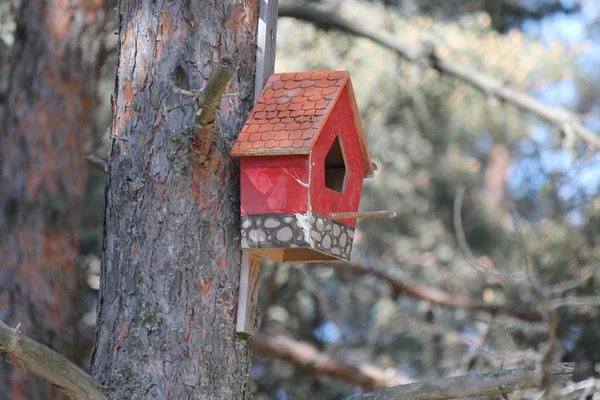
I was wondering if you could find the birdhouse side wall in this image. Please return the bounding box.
[309,86,366,227]
[240,155,310,215]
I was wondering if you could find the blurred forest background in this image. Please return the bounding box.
[1,0,599,399]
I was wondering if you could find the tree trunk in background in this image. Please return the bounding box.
[0,1,107,399]
[90,2,259,398]
[484,144,510,209]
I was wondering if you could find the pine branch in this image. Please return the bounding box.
[279,5,600,149]
[0,319,107,400]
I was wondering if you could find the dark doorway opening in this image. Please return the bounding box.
[324,135,347,193]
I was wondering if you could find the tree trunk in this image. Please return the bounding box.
[90,2,260,398]
[0,1,107,399]
[484,144,509,209]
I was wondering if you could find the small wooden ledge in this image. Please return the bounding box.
[330,210,397,220]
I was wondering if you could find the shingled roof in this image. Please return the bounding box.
[230,71,374,177]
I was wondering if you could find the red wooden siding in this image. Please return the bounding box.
[240,155,310,215]
[309,87,366,227]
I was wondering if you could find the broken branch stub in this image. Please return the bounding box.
[193,56,237,161]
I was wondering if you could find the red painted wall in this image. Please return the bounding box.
[309,87,366,227]
[240,155,310,215]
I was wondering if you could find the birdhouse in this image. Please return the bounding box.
[230,71,380,263]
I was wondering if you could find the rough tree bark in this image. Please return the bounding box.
[90,2,260,398]
[0,1,107,399]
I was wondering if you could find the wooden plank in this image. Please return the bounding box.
[235,252,263,337]
[254,0,279,102]
[330,210,397,220]
[236,0,278,337]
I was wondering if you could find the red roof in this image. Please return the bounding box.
[231,71,374,177]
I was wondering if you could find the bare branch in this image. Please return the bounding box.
[0,319,107,400]
[347,363,574,400]
[509,205,598,297]
[173,87,200,98]
[252,332,411,390]
[539,304,562,399]
[315,263,595,323]
[548,296,600,310]
[561,377,600,398]
[509,206,545,294]
[453,186,506,280]
[318,262,547,322]
[279,5,600,149]
[500,0,580,21]
[539,263,600,297]
[253,332,573,398]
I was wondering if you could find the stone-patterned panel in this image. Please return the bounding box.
[241,212,354,261]
[308,213,353,260]
[241,214,310,250]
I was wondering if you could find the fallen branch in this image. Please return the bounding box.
[0,319,107,400]
[279,5,600,149]
[347,362,574,400]
[252,332,411,390]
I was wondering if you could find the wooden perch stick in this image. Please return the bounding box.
[331,210,397,220]
[347,363,574,400]
[0,319,107,400]
[279,5,600,149]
